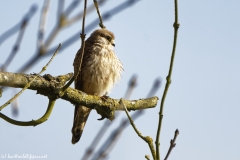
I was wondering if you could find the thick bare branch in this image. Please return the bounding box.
[0,72,158,120]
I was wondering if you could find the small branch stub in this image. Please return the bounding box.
[173,22,180,28]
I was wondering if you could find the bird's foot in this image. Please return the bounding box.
[100,95,109,101]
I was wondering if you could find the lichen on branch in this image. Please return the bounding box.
[0,71,158,121]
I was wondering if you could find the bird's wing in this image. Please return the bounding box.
[71,45,92,144]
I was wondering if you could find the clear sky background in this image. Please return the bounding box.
[1,0,240,160]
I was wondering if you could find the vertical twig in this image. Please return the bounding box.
[67,0,106,26]
[60,0,88,92]
[155,0,180,160]
[93,0,105,29]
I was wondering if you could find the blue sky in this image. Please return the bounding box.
[1,0,240,160]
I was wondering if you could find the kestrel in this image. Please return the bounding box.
[72,29,123,144]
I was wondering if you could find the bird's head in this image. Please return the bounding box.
[90,29,115,48]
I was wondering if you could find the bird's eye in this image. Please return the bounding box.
[106,35,111,41]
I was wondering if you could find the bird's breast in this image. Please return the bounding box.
[82,46,123,96]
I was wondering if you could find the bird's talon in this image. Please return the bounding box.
[97,116,105,121]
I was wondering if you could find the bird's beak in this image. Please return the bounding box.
[112,40,115,47]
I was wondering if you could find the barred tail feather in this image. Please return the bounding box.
[71,105,91,144]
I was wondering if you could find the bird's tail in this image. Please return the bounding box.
[71,105,91,144]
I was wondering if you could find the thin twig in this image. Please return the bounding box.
[147,78,162,98]
[48,0,140,57]
[57,0,65,19]
[0,4,37,46]
[66,0,106,26]
[43,26,60,50]
[60,0,88,93]
[124,74,138,99]
[145,155,151,160]
[43,1,65,49]
[164,129,179,160]
[2,22,26,70]
[64,0,82,17]
[94,0,105,29]
[91,110,145,160]
[0,98,56,126]
[17,0,140,73]
[155,0,179,160]
[11,89,19,117]
[95,76,161,160]
[121,99,156,160]
[0,43,61,111]
[1,5,38,70]
[37,0,50,49]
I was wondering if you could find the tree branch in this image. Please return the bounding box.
[121,99,156,160]
[0,71,158,121]
[155,0,180,159]
[0,43,61,111]
[0,98,56,126]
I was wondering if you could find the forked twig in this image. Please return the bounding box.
[164,129,179,160]
[155,0,180,159]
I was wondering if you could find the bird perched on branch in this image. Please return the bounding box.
[72,29,123,144]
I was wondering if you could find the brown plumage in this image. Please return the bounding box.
[72,29,123,144]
